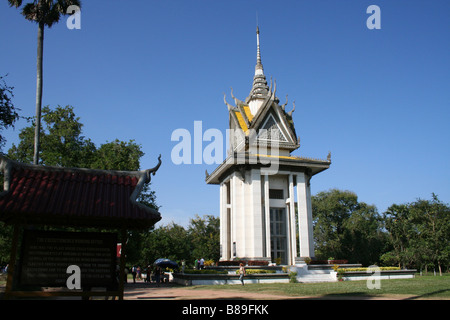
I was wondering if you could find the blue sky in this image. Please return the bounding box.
[1,0,449,226]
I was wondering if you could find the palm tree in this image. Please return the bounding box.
[8,0,81,164]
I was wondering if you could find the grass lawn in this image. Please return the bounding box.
[191,274,450,299]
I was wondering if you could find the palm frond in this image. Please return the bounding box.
[10,0,82,26]
[21,2,39,22]
[55,0,82,14]
[8,0,23,8]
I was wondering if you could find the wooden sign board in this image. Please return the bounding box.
[19,230,118,289]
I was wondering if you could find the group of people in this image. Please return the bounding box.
[130,265,165,286]
[128,259,247,286]
[194,258,205,270]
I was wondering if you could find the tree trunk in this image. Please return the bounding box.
[34,22,44,165]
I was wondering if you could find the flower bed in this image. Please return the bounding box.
[234,269,276,275]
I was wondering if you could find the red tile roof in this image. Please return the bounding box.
[0,156,162,229]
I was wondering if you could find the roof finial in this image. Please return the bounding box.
[256,24,262,66]
[248,23,269,101]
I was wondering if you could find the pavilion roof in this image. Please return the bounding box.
[0,155,162,229]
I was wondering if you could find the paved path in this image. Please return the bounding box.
[124,282,292,300]
[122,281,415,300]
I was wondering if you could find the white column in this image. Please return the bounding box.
[264,174,271,259]
[231,173,237,258]
[240,172,246,257]
[305,176,314,258]
[250,169,263,258]
[296,172,314,258]
[289,174,297,265]
[220,182,229,261]
[219,183,224,260]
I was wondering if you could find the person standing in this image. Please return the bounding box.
[239,263,246,285]
[137,266,141,281]
[131,265,137,283]
[181,260,186,273]
[155,266,161,287]
[199,258,205,270]
[146,265,151,283]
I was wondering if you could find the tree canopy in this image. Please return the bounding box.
[312,189,449,273]
[382,194,449,274]
[0,75,20,151]
[312,189,387,266]
[136,215,220,267]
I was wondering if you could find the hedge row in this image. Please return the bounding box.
[339,267,400,272]
[218,260,269,266]
[182,269,227,275]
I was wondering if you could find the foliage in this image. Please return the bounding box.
[90,139,143,171]
[381,194,450,274]
[188,214,220,262]
[312,189,388,266]
[140,222,191,266]
[204,259,215,266]
[218,260,269,266]
[136,215,220,267]
[8,0,81,27]
[8,105,94,167]
[235,269,276,275]
[183,269,227,275]
[289,271,297,283]
[340,267,401,272]
[0,75,20,151]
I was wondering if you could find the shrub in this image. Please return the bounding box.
[289,272,298,283]
[183,269,227,275]
[204,260,215,266]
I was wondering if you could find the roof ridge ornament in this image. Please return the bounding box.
[281,95,288,111]
[230,87,245,106]
[223,93,234,111]
[144,154,162,184]
[288,100,296,117]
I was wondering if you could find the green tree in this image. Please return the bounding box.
[341,202,388,265]
[188,214,220,262]
[8,105,96,168]
[312,189,359,259]
[0,75,21,151]
[312,189,387,265]
[382,194,450,273]
[91,139,143,171]
[381,204,412,268]
[137,215,220,268]
[140,223,191,267]
[8,0,81,164]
